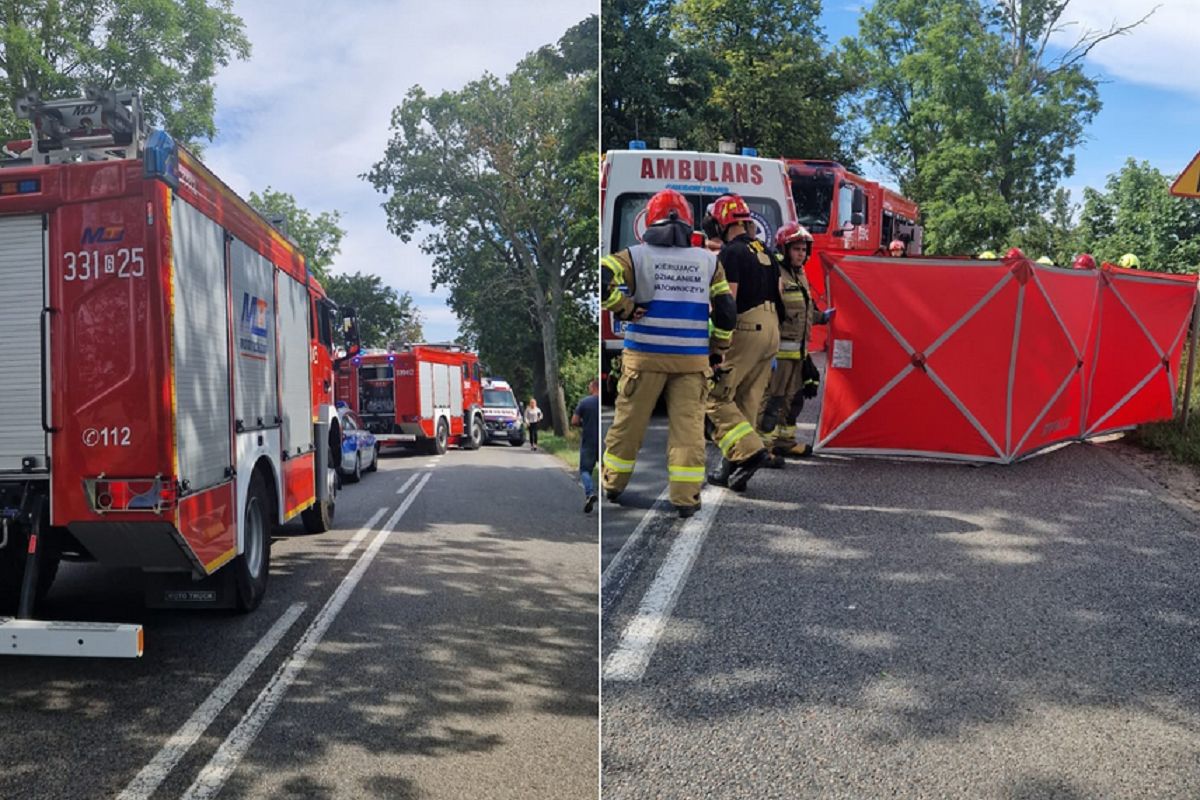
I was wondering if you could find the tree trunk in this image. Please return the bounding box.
[537,307,568,436]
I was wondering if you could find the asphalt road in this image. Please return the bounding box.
[0,441,597,800]
[602,361,1200,798]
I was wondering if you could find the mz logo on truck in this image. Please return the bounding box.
[238,293,270,357]
[81,225,125,244]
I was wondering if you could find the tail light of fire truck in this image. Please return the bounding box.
[85,477,177,515]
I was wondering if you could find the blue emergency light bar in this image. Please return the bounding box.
[0,179,39,195]
[143,129,179,189]
[741,147,758,157]
[628,140,647,150]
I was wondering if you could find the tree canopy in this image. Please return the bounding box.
[1077,159,1200,274]
[842,0,1151,254]
[602,0,857,160]
[322,271,424,348]
[0,0,250,144]
[247,187,344,283]
[366,17,598,434]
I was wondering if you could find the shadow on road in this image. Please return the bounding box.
[606,443,1200,795]
[0,460,598,799]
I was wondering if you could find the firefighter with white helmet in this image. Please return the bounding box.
[704,193,780,491]
[600,189,737,518]
[758,222,831,461]
[888,239,906,257]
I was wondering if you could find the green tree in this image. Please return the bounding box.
[0,0,250,143]
[1077,159,1200,273]
[366,18,598,435]
[601,0,682,149]
[247,187,344,282]
[671,0,858,160]
[1009,187,1080,266]
[843,0,1151,254]
[323,271,424,348]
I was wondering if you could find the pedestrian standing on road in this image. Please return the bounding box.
[525,398,543,451]
[705,194,780,492]
[572,379,600,513]
[601,189,737,518]
[757,223,832,464]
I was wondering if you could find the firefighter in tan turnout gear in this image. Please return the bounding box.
[601,189,737,518]
[704,194,780,492]
[758,222,831,462]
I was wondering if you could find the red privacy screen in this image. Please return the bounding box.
[815,253,1197,463]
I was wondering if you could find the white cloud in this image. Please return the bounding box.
[1049,0,1200,97]
[208,0,595,340]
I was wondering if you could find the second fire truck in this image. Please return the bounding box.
[335,344,486,455]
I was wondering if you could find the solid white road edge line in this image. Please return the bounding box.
[395,472,420,495]
[180,472,433,800]
[601,486,671,591]
[115,601,308,800]
[603,484,727,682]
[335,507,389,560]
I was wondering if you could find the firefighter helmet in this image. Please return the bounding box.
[1118,253,1141,268]
[978,250,998,259]
[775,221,813,250]
[645,189,693,228]
[1072,253,1097,270]
[888,239,905,254]
[1005,247,1025,259]
[1036,256,1054,265]
[711,194,753,229]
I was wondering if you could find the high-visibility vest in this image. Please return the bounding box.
[623,243,717,358]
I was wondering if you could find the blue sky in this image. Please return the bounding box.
[207,0,595,343]
[820,0,1200,203]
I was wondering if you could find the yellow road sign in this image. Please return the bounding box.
[1170,150,1200,198]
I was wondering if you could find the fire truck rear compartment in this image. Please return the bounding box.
[0,215,48,477]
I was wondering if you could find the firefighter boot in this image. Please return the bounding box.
[774,441,813,459]
[707,457,732,488]
[728,448,769,492]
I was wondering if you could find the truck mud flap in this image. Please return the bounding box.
[144,569,238,610]
[0,618,143,658]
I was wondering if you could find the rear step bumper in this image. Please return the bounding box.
[0,617,143,658]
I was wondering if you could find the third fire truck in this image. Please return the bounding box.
[786,159,923,350]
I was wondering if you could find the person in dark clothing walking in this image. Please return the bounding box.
[572,379,600,513]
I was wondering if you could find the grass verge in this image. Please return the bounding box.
[535,429,599,489]
[1129,348,1200,464]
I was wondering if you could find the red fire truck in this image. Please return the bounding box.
[786,159,922,349]
[335,344,485,455]
[0,90,357,657]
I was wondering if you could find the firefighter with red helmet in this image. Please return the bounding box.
[1072,253,1097,270]
[757,222,830,461]
[600,189,737,518]
[704,193,780,491]
[888,239,906,257]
